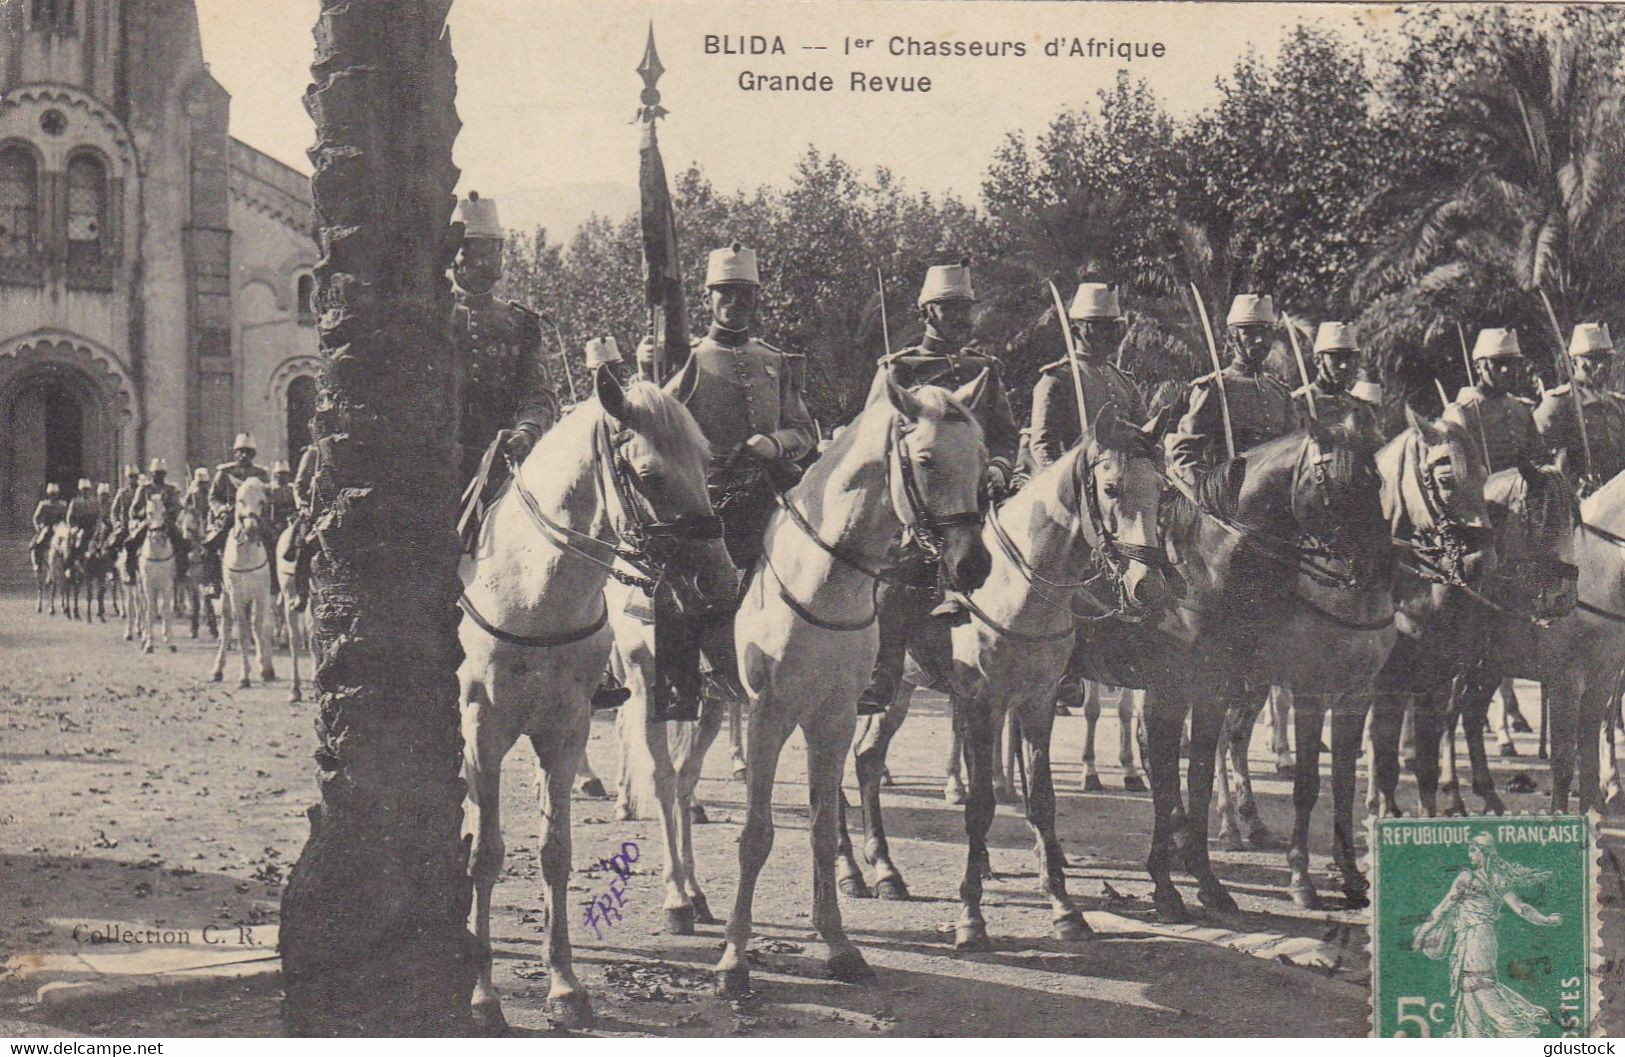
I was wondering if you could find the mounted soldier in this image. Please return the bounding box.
[183,467,211,536]
[1167,293,1297,508]
[1030,282,1146,468]
[639,242,817,721]
[269,460,297,538]
[133,459,186,577]
[1292,321,1382,440]
[207,434,271,597]
[65,478,100,566]
[283,444,322,612]
[855,260,1017,716]
[452,192,558,498]
[30,481,66,568]
[1535,323,1625,493]
[1444,328,1544,475]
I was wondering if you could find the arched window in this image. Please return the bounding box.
[66,153,105,266]
[296,274,315,325]
[0,147,38,257]
[31,0,74,31]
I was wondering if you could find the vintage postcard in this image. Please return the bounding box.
[1,0,1622,1043]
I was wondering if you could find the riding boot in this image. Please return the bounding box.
[857,582,928,716]
[204,545,223,600]
[591,672,632,712]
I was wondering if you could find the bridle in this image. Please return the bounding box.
[759,414,983,631]
[461,414,724,648]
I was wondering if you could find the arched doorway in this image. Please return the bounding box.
[3,376,91,526]
[285,374,317,467]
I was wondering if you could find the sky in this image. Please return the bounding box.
[195,0,1383,234]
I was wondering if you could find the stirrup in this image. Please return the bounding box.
[591,686,631,712]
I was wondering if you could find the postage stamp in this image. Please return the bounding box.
[1371,815,1597,1038]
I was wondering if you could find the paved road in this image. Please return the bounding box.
[0,564,1618,1037]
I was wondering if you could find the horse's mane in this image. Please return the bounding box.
[548,381,711,467]
[236,476,268,505]
[1486,464,1575,552]
[800,381,982,498]
[1377,418,1477,537]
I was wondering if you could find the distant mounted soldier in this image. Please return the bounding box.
[1029,281,1146,468]
[132,459,186,577]
[269,459,297,537]
[65,478,100,565]
[1292,322,1382,440]
[452,191,557,491]
[1167,293,1297,504]
[206,434,271,597]
[30,481,65,568]
[1535,323,1625,491]
[1444,328,1543,474]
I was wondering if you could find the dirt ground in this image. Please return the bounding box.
[1,548,1620,1038]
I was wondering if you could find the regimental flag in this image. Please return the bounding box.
[637,25,688,385]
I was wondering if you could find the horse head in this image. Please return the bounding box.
[1380,408,1496,586]
[595,364,738,615]
[1295,407,1390,584]
[882,372,992,594]
[1080,404,1175,614]
[234,477,269,543]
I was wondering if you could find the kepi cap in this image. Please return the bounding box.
[457,191,503,240]
[45,482,59,496]
[1226,294,1276,327]
[233,433,257,452]
[96,482,110,495]
[194,467,210,482]
[77,477,91,490]
[1471,328,1523,360]
[585,336,622,368]
[1570,323,1615,357]
[706,243,759,287]
[148,458,167,473]
[1313,321,1358,355]
[124,464,138,477]
[1068,282,1122,321]
[917,259,976,307]
[272,460,291,475]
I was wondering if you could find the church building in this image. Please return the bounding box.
[0,0,318,526]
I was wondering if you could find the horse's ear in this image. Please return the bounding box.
[1089,400,1120,445]
[885,370,924,421]
[595,364,628,425]
[1405,403,1439,441]
[950,368,990,416]
[1140,403,1176,447]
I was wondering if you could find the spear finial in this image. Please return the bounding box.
[637,23,668,121]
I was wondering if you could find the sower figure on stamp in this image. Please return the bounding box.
[854,260,1018,717]
[452,191,558,545]
[1037,282,1151,785]
[639,241,817,723]
[1166,293,1299,844]
[207,435,270,598]
[1536,323,1625,495]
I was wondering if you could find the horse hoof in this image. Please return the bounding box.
[210,671,222,683]
[1444,801,1468,818]
[1083,774,1105,793]
[546,990,593,1029]
[143,644,153,654]
[288,689,303,704]
[826,948,874,983]
[875,877,910,901]
[1197,883,1239,913]
[1499,741,1520,758]
[1482,793,1506,816]
[664,906,696,935]
[238,678,252,689]
[1051,912,1091,941]
[122,632,131,641]
[690,802,709,824]
[1153,888,1191,923]
[576,777,608,799]
[880,767,895,788]
[168,644,176,653]
[1342,885,1371,911]
[731,758,748,782]
[470,999,508,1036]
[614,799,636,822]
[953,924,992,952]
[838,875,873,900]
[1274,761,1295,778]
[691,893,718,925]
[1289,883,1323,911]
[715,965,750,999]
[1246,825,1271,849]
[1122,774,1146,792]
[993,784,1018,805]
[944,777,967,805]
[262,672,278,683]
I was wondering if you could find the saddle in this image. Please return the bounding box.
[458,433,513,556]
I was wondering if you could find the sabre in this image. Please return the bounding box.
[1456,322,1492,467]
[875,267,892,360]
[1190,283,1235,460]
[540,312,580,404]
[1283,313,1317,420]
[1455,323,1474,388]
[1047,280,1090,435]
[1540,287,1593,481]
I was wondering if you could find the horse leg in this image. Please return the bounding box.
[141,576,155,653]
[286,602,304,703]
[237,597,257,687]
[1186,683,1236,912]
[462,680,515,1033]
[530,729,593,1027]
[1140,684,1190,921]
[1549,677,1581,813]
[942,685,967,804]
[159,577,174,652]
[626,656,695,935]
[674,684,728,924]
[857,685,913,900]
[1459,671,1504,815]
[804,706,870,984]
[994,706,1019,803]
[573,748,606,798]
[728,690,747,781]
[1119,687,1145,791]
[257,595,277,681]
[210,592,229,682]
[715,701,797,998]
[836,715,877,899]
[1330,696,1370,907]
[1412,688,1446,817]
[1286,695,1326,909]
[1368,692,1407,817]
[956,695,998,950]
[1021,702,1088,939]
[1229,686,1271,846]
[1081,685,1104,791]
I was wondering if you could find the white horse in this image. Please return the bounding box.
[211,477,275,687]
[460,367,735,1031]
[715,375,990,997]
[45,523,74,618]
[136,495,178,653]
[275,521,313,703]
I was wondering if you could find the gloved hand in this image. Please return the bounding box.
[636,336,658,378]
[740,434,781,461]
[501,425,539,465]
[982,463,1009,501]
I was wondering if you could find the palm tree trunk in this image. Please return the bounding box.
[279,0,473,1035]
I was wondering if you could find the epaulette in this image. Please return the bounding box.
[1191,370,1219,387]
[1038,358,1068,375]
[756,338,791,358]
[506,300,540,324]
[214,462,236,473]
[1545,383,1572,399]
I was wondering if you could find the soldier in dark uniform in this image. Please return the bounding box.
[207,434,271,596]
[1167,293,1298,505]
[65,478,100,566]
[1536,323,1625,491]
[1292,321,1382,440]
[283,444,322,612]
[30,481,66,570]
[452,192,558,491]
[855,260,1018,716]
[1030,282,1146,468]
[105,465,141,582]
[1443,328,1543,475]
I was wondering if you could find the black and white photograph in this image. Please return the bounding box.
[0,0,1621,1040]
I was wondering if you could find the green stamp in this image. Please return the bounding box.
[1372,815,1595,1038]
